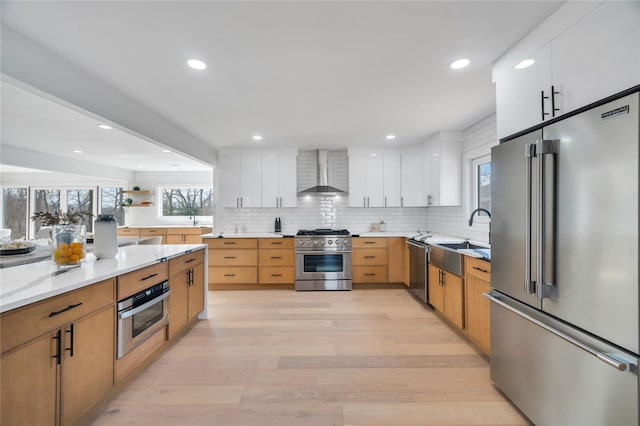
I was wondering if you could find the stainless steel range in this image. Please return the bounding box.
[295,229,352,291]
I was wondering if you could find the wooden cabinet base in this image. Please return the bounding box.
[115,328,165,383]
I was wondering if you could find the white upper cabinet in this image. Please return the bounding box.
[261,155,297,208]
[348,154,384,207]
[494,1,640,139]
[219,154,262,208]
[400,149,425,207]
[424,132,462,207]
[383,155,402,207]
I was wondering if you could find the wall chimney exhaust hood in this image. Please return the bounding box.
[298,149,347,194]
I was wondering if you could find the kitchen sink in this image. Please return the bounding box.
[437,242,487,251]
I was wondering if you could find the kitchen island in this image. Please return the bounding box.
[0,244,207,426]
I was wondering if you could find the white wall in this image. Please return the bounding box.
[425,113,498,243]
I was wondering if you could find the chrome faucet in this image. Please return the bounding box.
[189,215,198,226]
[468,208,491,243]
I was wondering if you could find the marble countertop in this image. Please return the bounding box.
[118,225,212,229]
[0,244,206,313]
[202,232,289,239]
[357,232,422,238]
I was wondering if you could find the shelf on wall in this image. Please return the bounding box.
[122,203,153,207]
[122,190,153,194]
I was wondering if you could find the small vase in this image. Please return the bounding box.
[52,224,86,268]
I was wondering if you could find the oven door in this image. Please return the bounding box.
[295,251,352,281]
[117,283,171,359]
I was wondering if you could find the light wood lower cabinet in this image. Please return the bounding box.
[208,238,258,287]
[1,279,115,426]
[168,251,206,339]
[117,227,212,244]
[258,238,294,284]
[465,257,491,355]
[387,237,405,283]
[353,238,388,283]
[428,264,464,329]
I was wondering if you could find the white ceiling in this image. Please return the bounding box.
[0,1,563,171]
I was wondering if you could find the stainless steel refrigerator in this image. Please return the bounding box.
[488,88,639,425]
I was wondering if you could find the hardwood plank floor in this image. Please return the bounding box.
[92,289,528,426]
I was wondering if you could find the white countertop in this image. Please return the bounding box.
[118,225,212,229]
[358,232,422,238]
[202,232,286,239]
[0,244,206,313]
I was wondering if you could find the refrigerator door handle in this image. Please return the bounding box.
[524,143,536,294]
[536,139,555,299]
[484,292,635,372]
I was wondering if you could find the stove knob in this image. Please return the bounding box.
[313,240,319,246]
[328,239,333,245]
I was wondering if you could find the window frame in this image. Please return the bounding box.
[156,185,214,224]
[29,185,99,238]
[471,154,491,223]
[1,186,30,240]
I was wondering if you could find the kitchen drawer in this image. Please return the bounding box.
[207,238,257,249]
[209,249,257,266]
[169,250,205,275]
[353,266,388,283]
[139,228,167,237]
[1,279,115,353]
[259,249,294,266]
[117,228,140,236]
[465,257,491,282]
[258,238,294,249]
[209,266,257,284]
[259,266,294,284]
[352,237,388,248]
[353,248,388,266]
[117,262,168,300]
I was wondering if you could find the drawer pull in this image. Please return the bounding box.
[141,273,158,281]
[364,256,375,259]
[52,329,62,365]
[364,273,376,276]
[473,266,489,273]
[224,256,236,259]
[224,242,236,245]
[271,274,283,277]
[271,242,283,245]
[186,258,197,263]
[271,256,282,259]
[224,274,236,277]
[49,302,83,318]
[364,241,376,245]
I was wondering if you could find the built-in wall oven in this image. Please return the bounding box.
[407,238,429,303]
[295,229,352,291]
[117,280,171,358]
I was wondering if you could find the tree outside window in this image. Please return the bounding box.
[162,188,213,217]
[2,188,28,239]
[100,187,124,225]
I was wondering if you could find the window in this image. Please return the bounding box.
[66,188,94,232]
[31,187,98,237]
[100,187,125,225]
[472,155,491,213]
[160,187,213,217]
[1,187,28,239]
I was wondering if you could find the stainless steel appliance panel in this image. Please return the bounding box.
[542,93,639,354]
[407,240,427,302]
[428,245,463,276]
[294,279,352,291]
[491,129,543,309]
[489,291,638,426]
[294,251,352,282]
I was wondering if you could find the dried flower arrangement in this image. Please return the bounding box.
[31,211,93,226]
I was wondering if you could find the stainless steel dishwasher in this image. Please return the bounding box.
[407,238,428,303]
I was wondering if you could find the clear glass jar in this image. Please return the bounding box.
[52,224,86,268]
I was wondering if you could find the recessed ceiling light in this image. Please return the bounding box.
[450,58,470,70]
[370,153,378,157]
[73,150,83,154]
[97,124,112,130]
[386,134,396,140]
[162,149,172,153]
[170,164,180,167]
[137,165,144,168]
[252,135,263,141]
[515,59,535,70]
[187,59,207,70]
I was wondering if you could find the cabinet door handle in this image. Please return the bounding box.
[473,266,489,273]
[186,269,192,286]
[141,273,158,281]
[442,271,446,285]
[384,196,387,207]
[224,256,236,259]
[541,90,550,120]
[65,324,75,357]
[49,302,83,318]
[401,196,404,207]
[551,85,560,117]
[236,197,239,208]
[52,329,62,365]
[186,258,197,263]
[240,197,244,208]
[224,274,236,277]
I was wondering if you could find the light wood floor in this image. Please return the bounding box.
[92,288,528,426]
